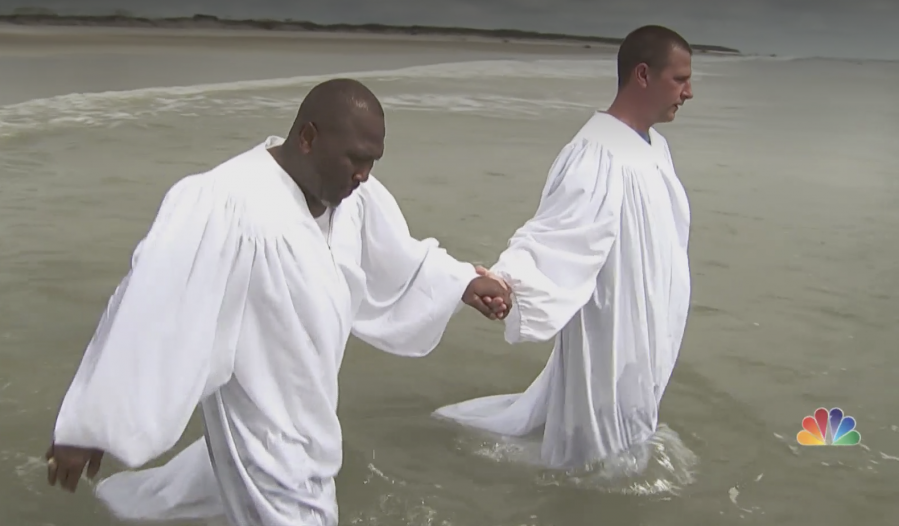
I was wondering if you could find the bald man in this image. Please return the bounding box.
[44,79,510,526]
[435,26,694,470]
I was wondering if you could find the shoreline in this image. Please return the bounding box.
[0,13,741,55]
[0,21,609,107]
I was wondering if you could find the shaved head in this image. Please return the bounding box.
[277,78,386,211]
[293,78,384,135]
[617,25,692,88]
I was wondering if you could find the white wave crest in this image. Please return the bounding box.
[0,58,606,108]
[381,93,594,115]
[0,54,745,137]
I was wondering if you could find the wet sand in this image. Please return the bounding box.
[0,25,605,106]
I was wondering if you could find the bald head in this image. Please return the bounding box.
[283,78,386,208]
[293,78,384,134]
[617,25,692,88]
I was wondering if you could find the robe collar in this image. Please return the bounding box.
[254,136,318,222]
[596,113,691,248]
[591,112,668,162]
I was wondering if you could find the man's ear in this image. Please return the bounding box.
[634,63,651,88]
[298,122,317,153]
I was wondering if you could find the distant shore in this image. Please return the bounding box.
[0,12,741,55]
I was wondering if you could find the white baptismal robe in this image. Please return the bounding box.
[433,112,692,469]
[51,136,477,525]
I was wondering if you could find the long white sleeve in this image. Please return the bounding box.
[53,174,252,468]
[350,176,476,357]
[492,138,625,343]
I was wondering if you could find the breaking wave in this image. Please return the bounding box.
[0,59,611,136]
[0,54,741,137]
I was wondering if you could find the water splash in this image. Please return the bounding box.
[455,423,699,496]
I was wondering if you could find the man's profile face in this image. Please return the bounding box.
[650,46,694,123]
[305,112,385,206]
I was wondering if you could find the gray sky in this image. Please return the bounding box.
[2,0,896,60]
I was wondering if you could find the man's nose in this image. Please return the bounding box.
[354,169,370,184]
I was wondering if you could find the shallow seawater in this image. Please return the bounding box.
[1,54,898,526]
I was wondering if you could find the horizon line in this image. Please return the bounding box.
[0,11,743,54]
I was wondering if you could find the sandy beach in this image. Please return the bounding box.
[0,12,740,51]
[0,24,607,106]
[1,25,898,526]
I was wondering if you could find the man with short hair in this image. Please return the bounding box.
[44,78,510,526]
[434,25,694,469]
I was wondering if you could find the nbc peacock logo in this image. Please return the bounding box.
[797,407,861,446]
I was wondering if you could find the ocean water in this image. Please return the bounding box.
[1,49,898,526]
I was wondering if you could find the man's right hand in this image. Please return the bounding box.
[46,443,104,493]
[461,266,512,320]
[474,265,514,318]
[462,271,511,319]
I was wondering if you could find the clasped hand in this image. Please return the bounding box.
[462,265,512,320]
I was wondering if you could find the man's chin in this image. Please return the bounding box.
[338,187,360,202]
[667,105,683,121]
[656,113,675,125]
[324,194,350,208]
